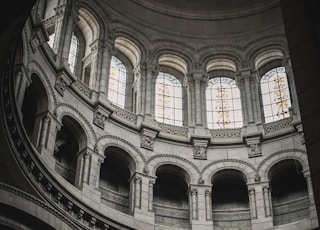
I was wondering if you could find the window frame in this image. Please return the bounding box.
[206,75,243,129]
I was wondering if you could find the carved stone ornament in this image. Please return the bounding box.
[93,111,106,129]
[141,134,154,150]
[93,106,111,129]
[140,127,158,150]
[245,135,262,158]
[55,77,67,96]
[192,139,209,160]
[249,143,261,157]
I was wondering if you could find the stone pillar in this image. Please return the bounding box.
[262,185,272,217]
[186,74,196,127]
[99,38,115,95]
[190,188,198,220]
[249,188,257,219]
[190,66,208,133]
[37,115,50,153]
[190,185,213,230]
[132,174,155,224]
[236,69,255,126]
[283,58,301,121]
[129,174,156,223]
[14,64,30,113]
[148,180,155,211]
[134,176,142,209]
[75,148,92,188]
[133,63,143,117]
[87,39,101,90]
[82,149,104,202]
[140,55,159,121]
[193,72,203,126]
[249,182,273,230]
[81,151,90,185]
[304,170,319,228]
[205,189,212,221]
[52,0,79,67]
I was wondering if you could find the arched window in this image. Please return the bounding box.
[155,72,183,126]
[260,66,291,123]
[206,77,243,129]
[68,33,78,74]
[108,56,127,108]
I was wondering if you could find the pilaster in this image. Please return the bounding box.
[190,185,213,230]
[248,182,273,230]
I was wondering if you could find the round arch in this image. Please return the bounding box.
[201,159,257,184]
[146,154,200,184]
[257,149,308,181]
[96,135,146,173]
[54,103,97,149]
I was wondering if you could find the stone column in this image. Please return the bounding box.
[186,74,196,127]
[237,69,254,125]
[81,149,104,202]
[205,189,212,221]
[140,56,159,121]
[130,174,142,214]
[249,188,257,219]
[190,188,198,220]
[190,185,213,230]
[304,170,319,228]
[248,182,273,230]
[14,64,30,112]
[99,38,115,95]
[87,39,101,90]
[134,176,142,209]
[53,0,79,67]
[38,115,50,153]
[193,72,203,126]
[262,185,272,217]
[132,174,155,224]
[81,151,91,185]
[283,58,301,121]
[148,180,155,211]
[190,67,208,133]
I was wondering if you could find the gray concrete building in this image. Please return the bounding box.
[1,0,320,229]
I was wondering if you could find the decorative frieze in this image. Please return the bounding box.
[72,80,92,99]
[211,128,242,139]
[158,122,188,137]
[212,209,251,221]
[263,117,293,135]
[110,103,137,124]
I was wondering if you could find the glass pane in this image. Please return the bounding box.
[206,77,243,129]
[155,72,183,126]
[107,56,127,108]
[260,67,292,123]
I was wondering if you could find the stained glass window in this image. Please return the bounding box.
[260,66,291,123]
[68,33,78,74]
[206,77,243,129]
[155,72,183,126]
[108,56,127,108]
